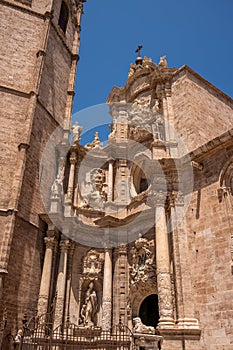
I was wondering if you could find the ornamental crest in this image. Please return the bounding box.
[83,249,103,280]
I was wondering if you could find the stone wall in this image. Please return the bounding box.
[183,147,233,349]
[1,216,44,333]
[171,69,233,153]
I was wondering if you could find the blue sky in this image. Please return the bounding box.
[72,0,233,143]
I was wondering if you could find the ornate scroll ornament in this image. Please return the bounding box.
[129,236,156,287]
[133,317,155,335]
[157,270,173,318]
[83,249,104,280]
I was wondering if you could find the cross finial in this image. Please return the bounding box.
[135,45,143,57]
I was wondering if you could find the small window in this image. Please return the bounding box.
[58,1,69,33]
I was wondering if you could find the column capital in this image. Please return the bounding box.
[117,244,127,255]
[60,239,70,252]
[168,190,184,207]
[69,152,77,165]
[44,236,57,249]
[149,190,167,207]
[68,242,76,256]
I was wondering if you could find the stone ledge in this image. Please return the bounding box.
[158,325,201,339]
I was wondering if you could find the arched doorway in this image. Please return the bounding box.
[139,294,159,328]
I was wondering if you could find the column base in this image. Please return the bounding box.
[177,318,200,329]
[157,317,175,328]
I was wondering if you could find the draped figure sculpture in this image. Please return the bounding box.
[80,282,98,326]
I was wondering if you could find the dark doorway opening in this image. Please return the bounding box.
[139,294,159,328]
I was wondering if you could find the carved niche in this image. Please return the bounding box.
[79,250,104,327]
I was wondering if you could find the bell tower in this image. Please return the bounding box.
[0,0,85,335]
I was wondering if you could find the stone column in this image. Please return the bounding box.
[37,235,57,317]
[107,160,114,201]
[64,242,75,324]
[102,248,112,331]
[53,239,70,329]
[66,152,77,203]
[154,191,174,327]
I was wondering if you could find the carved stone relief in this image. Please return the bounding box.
[80,168,107,210]
[129,236,156,287]
[83,249,104,280]
[133,317,155,335]
[157,270,173,319]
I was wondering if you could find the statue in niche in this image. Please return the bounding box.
[152,115,165,141]
[80,282,98,327]
[129,235,155,285]
[71,121,82,145]
[51,175,63,199]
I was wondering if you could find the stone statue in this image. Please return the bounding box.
[152,115,165,141]
[133,317,155,334]
[14,329,23,346]
[85,131,103,150]
[51,175,63,199]
[71,121,82,145]
[80,282,98,327]
[158,55,168,68]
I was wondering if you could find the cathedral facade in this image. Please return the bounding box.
[0,1,233,350]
